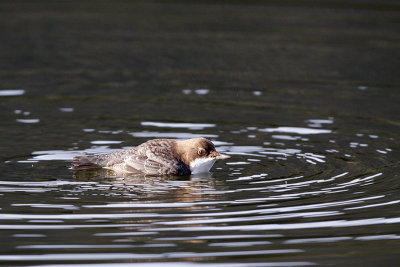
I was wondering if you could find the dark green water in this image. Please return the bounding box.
[1,1,400,266]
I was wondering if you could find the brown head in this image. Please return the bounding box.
[175,138,230,173]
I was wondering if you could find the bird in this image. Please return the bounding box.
[72,138,230,176]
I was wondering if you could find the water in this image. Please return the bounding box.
[1,1,400,266]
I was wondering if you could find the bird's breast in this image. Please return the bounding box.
[189,157,217,174]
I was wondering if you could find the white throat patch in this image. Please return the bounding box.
[189,157,216,174]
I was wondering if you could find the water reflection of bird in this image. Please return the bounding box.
[72,138,230,176]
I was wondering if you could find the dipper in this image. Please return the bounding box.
[72,138,230,175]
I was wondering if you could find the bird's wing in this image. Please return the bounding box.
[123,155,170,175]
[72,148,137,170]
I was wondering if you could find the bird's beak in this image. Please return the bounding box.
[210,151,230,160]
[216,154,230,160]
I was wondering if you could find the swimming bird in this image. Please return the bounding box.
[72,138,230,176]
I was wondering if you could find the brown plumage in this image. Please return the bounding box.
[72,138,230,176]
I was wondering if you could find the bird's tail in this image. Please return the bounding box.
[72,155,102,170]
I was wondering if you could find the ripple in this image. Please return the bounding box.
[16,244,171,249]
[0,223,145,230]
[0,89,25,96]
[259,127,332,135]
[284,237,352,244]
[209,241,272,247]
[94,232,158,237]
[151,217,400,232]
[306,118,334,128]
[226,161,251,165]
[59,107,74,112]
[129,132,218,139]
[90,140,123,145]
[82,200,230,209]
[3,116,400,267]
[0,213,159,220]
[0,250,303,261]
[28,146,119,161]
[355,234,400,241]
[141,121,215,130]
[16,119,40,124]
[194,89,210,95]
[12,204,79,210]
[34,263,314,267]
[0,180,97,186]
[271,135,308,141]
[13,234,46,238]
[182,89,210,95]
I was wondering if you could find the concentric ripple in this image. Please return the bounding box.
[1,117,400,266]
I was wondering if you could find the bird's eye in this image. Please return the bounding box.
[198,148,205,156]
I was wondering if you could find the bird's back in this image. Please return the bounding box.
[72,139,183,175]
[72,147,138,170]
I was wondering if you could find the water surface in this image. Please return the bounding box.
[1,1,400,266]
